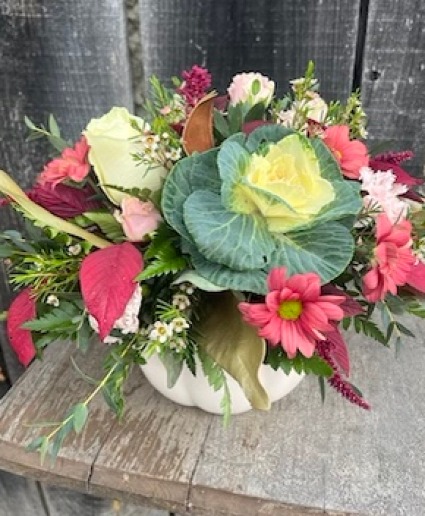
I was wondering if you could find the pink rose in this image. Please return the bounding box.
[118,197,162,242]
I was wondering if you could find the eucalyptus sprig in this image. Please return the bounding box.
[26,335,138,463]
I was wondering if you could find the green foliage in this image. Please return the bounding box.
[9,248,82,300]
[265,347,333,377]
[137,225,188,281]
[24,114,70,153]
[198,347,232,427]
[23,302,93,353]
[80,211,125,241]
[160,350,184,388]
[26,336,137,463]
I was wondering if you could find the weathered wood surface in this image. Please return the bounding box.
[0,317,424,514]
[361,0,425,175]
[138,0,361,100]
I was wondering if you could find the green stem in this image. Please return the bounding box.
[45,338,134,442]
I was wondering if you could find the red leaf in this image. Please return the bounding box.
[28,182,101,219]
[369,158,423,187]
[6,288,36,367]
[327,327,350,377]
[321,285,364,317]
[79,243,143,340]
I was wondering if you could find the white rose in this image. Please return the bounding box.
[227,72,275,107]
[84,107,167,205]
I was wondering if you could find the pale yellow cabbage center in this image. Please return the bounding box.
[236,135,335,232]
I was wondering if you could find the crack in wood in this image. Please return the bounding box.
[184,416,214,513]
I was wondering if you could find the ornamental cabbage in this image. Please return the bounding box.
[162,125,362,294]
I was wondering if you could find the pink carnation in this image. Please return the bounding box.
[38,136,90,186]
[117,197,162,242]
[239,267,345,358]
[363,214,415,302]
[323,125,369,179]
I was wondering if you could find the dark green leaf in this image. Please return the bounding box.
[318,376,326,404]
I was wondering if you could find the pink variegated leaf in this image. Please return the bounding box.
[321,285,363,317]
[327,327,350,377]
[6,288,36,367]
[80,242,143,340]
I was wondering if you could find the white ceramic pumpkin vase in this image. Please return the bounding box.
[141,355,304,415]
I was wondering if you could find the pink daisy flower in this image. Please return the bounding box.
[238,267,345,358]
[363,213,415,302]
[38,136,90,186]
[323,125,369,180]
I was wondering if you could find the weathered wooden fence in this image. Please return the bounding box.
[0,0,424,514]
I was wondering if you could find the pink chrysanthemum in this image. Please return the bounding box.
[38,136,90,186]
[178,65,212,108]
[323,125,369,179]
[363,213,415,302]
[238,267,345,358]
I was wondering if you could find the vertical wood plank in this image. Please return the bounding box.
[0,0,133,377]
[361,0,425,175]
[139,0,361,100]
[0,471,47,515]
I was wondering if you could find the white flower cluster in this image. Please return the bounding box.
[139,126,182,165]
[89,286,142,344]
[148,317,190,352]
[360,167,409,224]
[277,91,328,133]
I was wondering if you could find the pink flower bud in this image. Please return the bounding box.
[118,197,162,242]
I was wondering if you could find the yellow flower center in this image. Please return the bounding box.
[278,300,303,320]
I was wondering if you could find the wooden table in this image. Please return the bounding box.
[0,317,424,516]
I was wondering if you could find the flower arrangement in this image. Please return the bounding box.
[1,61,425,461]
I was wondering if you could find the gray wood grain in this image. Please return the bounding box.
[138,0,361,100]
[0,0,133,379]
[191,315,425,515]
[361,0,425,175]
[0,471,48,515]
[0,317,424,514]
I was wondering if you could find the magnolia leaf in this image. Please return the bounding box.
[0,170,111,249]
[195,292,270,410]
[182,91,217,155]
[6,288,36,366]
[80,243,143,340]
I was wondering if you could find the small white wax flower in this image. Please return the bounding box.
[46,294,60,307]
[149,321,173,344]
[178,282,195,295]
[68,244,82,256]
[169,337,187,352]
[227,72,275,107]
[360,166,409,223]
[170,317,190,334]
[172,294,191,311]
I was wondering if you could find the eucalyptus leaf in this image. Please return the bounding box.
[160,351,184,388]
[72,403,88,434]
[195,291,269,410]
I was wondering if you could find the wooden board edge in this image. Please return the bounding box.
[188,484,339,516]
[89,468,190,513]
